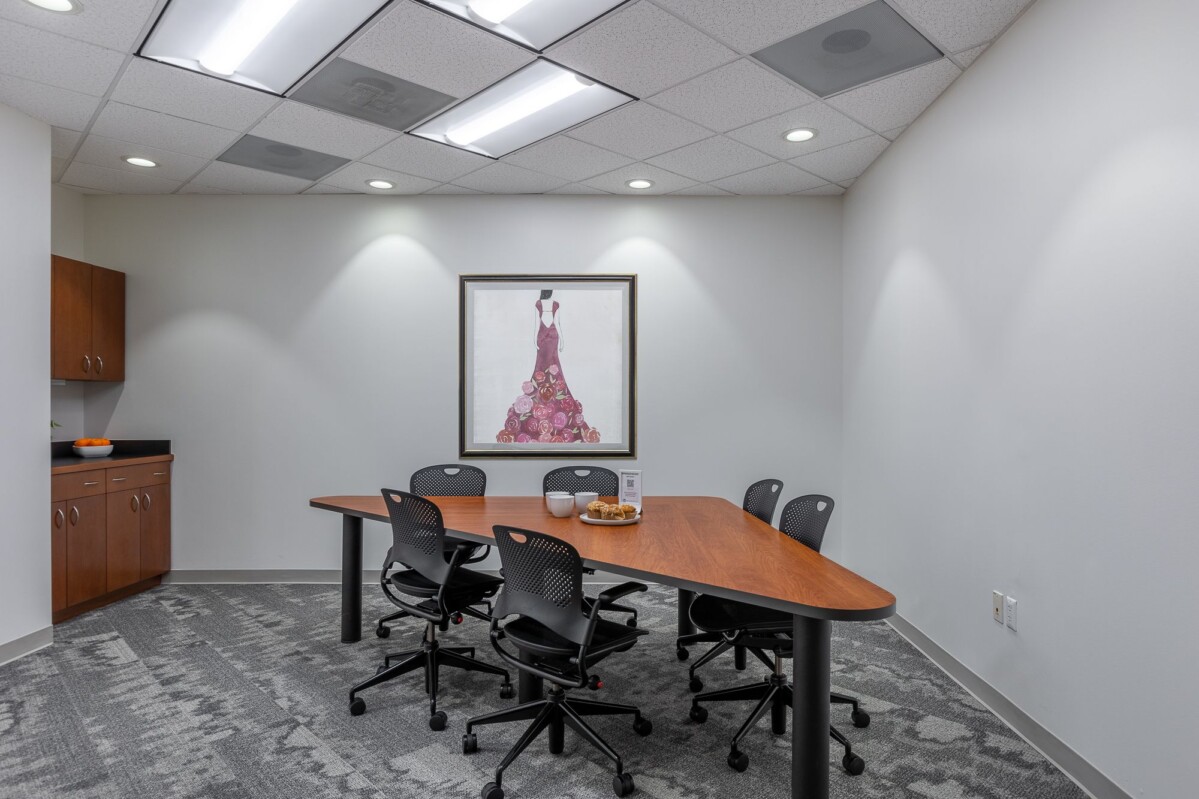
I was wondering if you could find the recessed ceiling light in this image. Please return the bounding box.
[420,0,627,51]
[23,0,82,13]
[412,59,631,159]
[141,0,390,94]
[124,156,158,168]
[784,128,816,143]
[367,179,394,190]
[626,179,653,190]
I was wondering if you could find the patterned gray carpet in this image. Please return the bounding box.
[0,584,1086,799]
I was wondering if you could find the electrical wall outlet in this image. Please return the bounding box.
[992,591,1004,624]
[1004,596,1018,631]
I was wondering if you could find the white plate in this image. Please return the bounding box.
[579,513,640,526]
[73,445,114,457]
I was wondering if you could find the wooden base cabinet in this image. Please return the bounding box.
[51,457,172,623]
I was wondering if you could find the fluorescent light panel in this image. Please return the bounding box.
[141,0,390,94]
[418,0,627,51]
[412,60,631,158]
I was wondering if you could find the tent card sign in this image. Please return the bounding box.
[618,469,642,511]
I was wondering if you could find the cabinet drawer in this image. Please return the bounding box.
[106,462,170,491]
[52,470,106,501]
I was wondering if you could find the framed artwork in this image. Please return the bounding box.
[460,274,637,458]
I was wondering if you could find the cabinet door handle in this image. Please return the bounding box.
[131,495,140,512]
[153,472,167,477]
[70,506,79,526]
[95,355,104,374]
[142,493,151,510]
[111,477,127,482]
[54,509,65,528]
[83,480,100,486]
[82,355,91,373]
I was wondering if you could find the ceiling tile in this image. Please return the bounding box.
[582,163,696,195]
[952,42,989,69]
[61,161,181,194]
[179,184,240,195]
[73,134,209,182]
[503,136,632,182]
[789,134,889,182]
[58,183,111,195]
[825,57,960,132]
[890,0,1030,52]
[0,0,156,52]
[0,18,126,96]
[548,1,735,97]
[567,102,710,160]
[426,184,485,195]
[648,58,814,132]
[881,125,907,140]
[712,162,825,195]
[250,101,397,161]
[91,102,242,159]
[51,127,81,158]
[342,1,532,98]
[51,156,68,180]
[546,183,610,195]
[646,135,774,182]
[651,0,872,54]
[726,101,873,159]
[670,184,734,196]
[185,162,313,195]
[453,163,568,194]
[797,184,846,196]
[362,134,492,182]
[0,73,101,130]
[321,162,439,194]
[111,59,279,131]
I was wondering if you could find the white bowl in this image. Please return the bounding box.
[574,491,599,512]
[73,444,113,458]
[546,494,575,518]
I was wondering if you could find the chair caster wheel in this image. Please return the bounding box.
[689,704,708,723]
[625,617,638,628]
[375,625,390,638]
[727,749,749,772]
[842,753,865,775]
[688,676,703,693]
[349,697,365,716]
[429,711,447,731]
[632,717,652,736]
[612,772,635,797]
[462,733,478,754]
[499,682,515,699]
[482,782,504,799]
[851,709,871,728]
[676,646,689,662]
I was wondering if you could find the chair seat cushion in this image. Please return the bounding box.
[388,567,503,605]
[689,594,792,634]
[502,615,646,660]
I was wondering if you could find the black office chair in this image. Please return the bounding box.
[349,490,514,729]
[376,464,490,639]
[462,526,653,799]
[542,466,639,628]
[676,479,784,684]
[687,495,870,776]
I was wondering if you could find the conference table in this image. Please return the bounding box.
[309,494,895,799]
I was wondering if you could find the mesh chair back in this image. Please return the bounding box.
[778,494,835,553]
[542,466,619,497]
[380,490,452,584]
[492,526,591,646]
[410,464,486,497]
[742,478,784,525]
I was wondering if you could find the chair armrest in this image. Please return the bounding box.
[595,582,648,606]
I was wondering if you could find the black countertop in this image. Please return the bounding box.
[51,439,172,471]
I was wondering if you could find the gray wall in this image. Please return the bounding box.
[82,195,844,572]
[840,0,1199,796]
[0,103,51,652]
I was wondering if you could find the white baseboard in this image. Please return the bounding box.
[886,613,1129,799]
[0,626,53,667]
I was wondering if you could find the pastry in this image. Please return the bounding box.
[587,500,606,517]
[619,504,637,515]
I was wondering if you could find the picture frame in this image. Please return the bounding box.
[459,274,637,458]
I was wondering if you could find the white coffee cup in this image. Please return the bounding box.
[546,492,575,518]
[574,491,599,513]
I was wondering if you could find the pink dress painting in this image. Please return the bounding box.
[497,298,600,445]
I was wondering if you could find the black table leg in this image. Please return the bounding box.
[792,615,830,799]
[677,588,696,636]
[340,514,363,643]
[518,649,543,703]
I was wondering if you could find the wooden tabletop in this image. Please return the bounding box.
[310,495,895,623]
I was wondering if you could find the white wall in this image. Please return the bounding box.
[841,0,1199,796]
[83,195,844,572]
[0,103,51,649]
[51,186,89,442]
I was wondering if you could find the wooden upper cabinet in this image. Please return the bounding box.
[50,256,125,382]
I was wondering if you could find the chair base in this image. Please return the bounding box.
[464,685,651,797]
[349,622,512,726]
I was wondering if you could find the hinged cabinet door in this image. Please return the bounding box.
[106,489,141,592]
[90,266,125,381]
[51,256,93,380]
[51,502,67,613]
[66,495,106,605]
[139,484,171,579]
